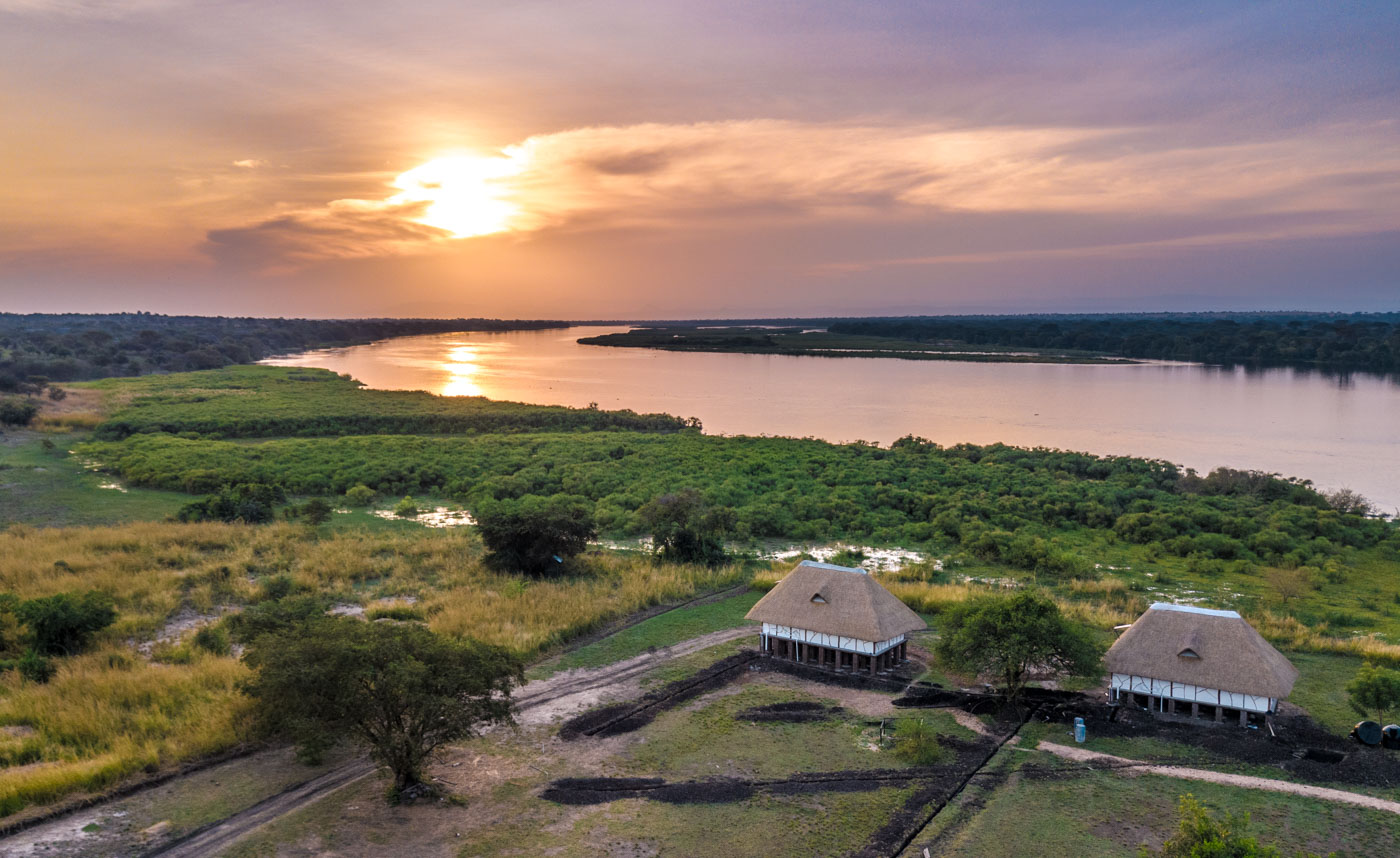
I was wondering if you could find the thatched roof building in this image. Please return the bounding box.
[746,560,926,675]
[1106,603,1298,725]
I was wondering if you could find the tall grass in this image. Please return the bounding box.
[0,521,745,818]
[1251,610,1400,665]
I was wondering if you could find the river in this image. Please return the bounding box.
[263,326,1400,513]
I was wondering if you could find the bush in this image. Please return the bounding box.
[394,496,419,518]
[476,495,597,576]
[0,397,38,427]
[344,484,376,506]
[178,483,285,524]
[17,650,56,683]
[192,624,232,656]
[891,718,945,765]
[14,591,117,656]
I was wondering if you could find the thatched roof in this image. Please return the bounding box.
[1106,603,1298,699]
[745,561,927,642]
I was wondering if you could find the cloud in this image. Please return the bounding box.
[0,0,174,17]
[205,118,1400,272]
[203,199,448,274]
[231,159,266,169]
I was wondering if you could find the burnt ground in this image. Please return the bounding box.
[551,649,1029,857]
[734,700,847,723]
[552,650,1400,857]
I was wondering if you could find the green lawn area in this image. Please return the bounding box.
[529,589,762,679]
[1289,650,1368,736]
[0,431,188,527]
[917,762,1400,858]
[623,680,971,779]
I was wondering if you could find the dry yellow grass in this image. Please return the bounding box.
[1251,610,1400,665]
[0,521,744,816]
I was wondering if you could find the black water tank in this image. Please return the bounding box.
[1382,724,1400,749]
[1352,720,1383,746]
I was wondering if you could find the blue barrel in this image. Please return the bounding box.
[1074,717,1086,743]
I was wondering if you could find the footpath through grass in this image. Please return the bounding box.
[529,589,761,679]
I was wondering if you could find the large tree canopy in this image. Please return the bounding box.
[242,617,522,796]
[475,494,597,576]
[935,590,1102,705]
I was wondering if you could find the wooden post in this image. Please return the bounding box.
[1214,706,1223,723]
[1191,702,1199,719]
[1239,709,1248,727]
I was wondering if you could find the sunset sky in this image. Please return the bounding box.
[1,2,1396,318]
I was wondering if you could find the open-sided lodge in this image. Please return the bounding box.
[746,560,927,675]
[1106,602,1299,727]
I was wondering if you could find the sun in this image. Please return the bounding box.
[390,154,523,238]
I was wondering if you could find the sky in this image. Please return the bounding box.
[0,1,1397,319]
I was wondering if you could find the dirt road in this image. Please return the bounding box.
[1039,741,1400,815]
[1,625,754,858]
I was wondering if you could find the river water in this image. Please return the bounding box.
[264,326,1400,513]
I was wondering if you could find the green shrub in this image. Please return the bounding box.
[394,496,419,518]
[14,591,117,656]
[192,625,231,656]
[891,718,945,765]
[345,484,376,506]
[18,650,56,683]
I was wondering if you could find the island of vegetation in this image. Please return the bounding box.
[577,326,1136,364]
[578,312,1400,375]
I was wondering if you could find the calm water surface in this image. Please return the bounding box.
[265,327,1400,513]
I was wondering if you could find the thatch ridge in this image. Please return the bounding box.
[745,561,927,642]
[1106,603,1298,699]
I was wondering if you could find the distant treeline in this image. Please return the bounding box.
[0,313,567,391]
[829,313,1400,374]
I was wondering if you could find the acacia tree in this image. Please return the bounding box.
[242,617,522,798]
[936,590,1101,707]
[1347,662,1400,724]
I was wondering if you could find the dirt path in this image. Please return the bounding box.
[143,761,377,858]
[1039,741,1400,815]
[2,624,754,858]
[514,625,752,725]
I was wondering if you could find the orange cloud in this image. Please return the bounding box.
[205,119,1400,272]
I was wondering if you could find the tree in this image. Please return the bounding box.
[0,397,38,427]
[241,617,521,798]
[300,498,333,526]
[14,591,117,656]
[1347,662,1400,724]
[1139,794,1329,857]
[935,590,1101,706]
[177,483,285,523]
[637,488,735,566]
[476,495,597,576]
[46,385,67,402]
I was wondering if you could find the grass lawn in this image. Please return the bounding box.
[1289,650,1369,736]
[623,680,971,779]
[529,589,762,679]
[916,762,1400,858]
